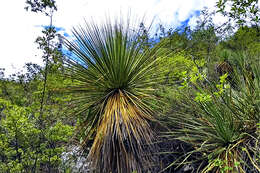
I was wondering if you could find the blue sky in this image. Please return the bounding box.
[0,0,224,76]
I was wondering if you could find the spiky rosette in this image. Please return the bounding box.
[63,18,166,172]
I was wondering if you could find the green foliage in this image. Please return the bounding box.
[163,53,260,172]
[156,51,205,84]
[25,0,57,15]
[221,26,260,56]
[2,1,260,171]
[217,0,260,26]
[189,25,218,61]
[0,1,77,171]
[0,99,74,172]
[63,18,169,173]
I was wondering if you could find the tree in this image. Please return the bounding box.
[217,0,260,28]
[220,26,260,56]
[25,0,57,14]
[63,19,168,172]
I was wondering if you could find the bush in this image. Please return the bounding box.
[162,53,260,172]
[0,99,74,173]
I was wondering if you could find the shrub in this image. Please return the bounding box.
[163,53,260,172]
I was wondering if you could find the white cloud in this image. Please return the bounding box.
[188,0,230,29]
[0,1,48,76]
[1,0,221,77]
[188,15,199,30]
